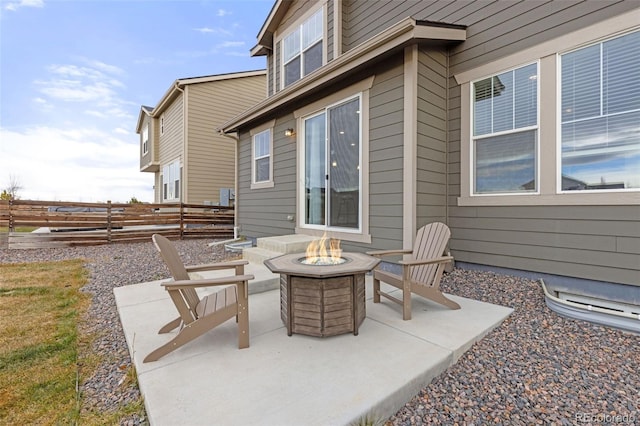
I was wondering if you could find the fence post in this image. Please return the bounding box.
[107,200,112,243]
[8,199,14,232]
[179,203,184,239]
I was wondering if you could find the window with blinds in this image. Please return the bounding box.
[253,129,271,183]
[560,30,640,191]
[472,63,538,194]
[282,9,323,88]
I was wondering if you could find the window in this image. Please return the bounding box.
[282,9,323,88]
[142,124,149,155]
[253,130,271,183]
[250,122,274,189]
[560,30,640,191]
[162,160,180,201]
[472,63,538,194]
[160,114,165,136]
[456,11,638,206]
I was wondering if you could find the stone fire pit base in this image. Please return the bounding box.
[280,273,365,337]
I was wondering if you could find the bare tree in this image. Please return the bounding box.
[3,174,23,200]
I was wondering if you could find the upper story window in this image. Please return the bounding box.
[560,30,640,191]
[142,124,149,155]
[282,9,323,88]
[472,63,538,194]
[160,114,165,136]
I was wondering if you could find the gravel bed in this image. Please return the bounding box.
[389,269,640,425]
[1,241,638,425]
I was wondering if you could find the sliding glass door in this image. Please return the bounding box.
[302,96,361,230]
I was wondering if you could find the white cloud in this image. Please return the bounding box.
[113,127,129,135]
[217,8,231,17]
[217,41,245,48]
[37,78,115,102]
[85,59,125,76]
[193,26,232,36]
[34,59,134,125]
[0,126,153,202]
[4,0,44,12]
[225,51,250,58]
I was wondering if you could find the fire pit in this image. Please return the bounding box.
[264,235,379,337]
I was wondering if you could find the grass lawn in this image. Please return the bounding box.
[0,259,143,424]
[0,227,38,233]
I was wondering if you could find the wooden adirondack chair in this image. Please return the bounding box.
[144,234,254,363]
[367,222,460,320]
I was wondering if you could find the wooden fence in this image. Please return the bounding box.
[0,200,235,249]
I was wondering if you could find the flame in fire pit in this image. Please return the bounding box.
[302,233,345,265]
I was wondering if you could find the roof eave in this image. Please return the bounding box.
[220,18,467,133]
[135,107,153,133]
[255,0,288,49]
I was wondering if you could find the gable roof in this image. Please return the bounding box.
[136,69,266,133]
[221,18,466,133]
[251,0,289,56]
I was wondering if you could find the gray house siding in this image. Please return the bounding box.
[416,47,448,227]
[366,54,405,252]
[267,53,274,97]
[237,115,297,238]
[448,0,636,75]
[139,115,152,170]
[326,0,334,63]
[443,1,640,286]
[447,206,640,286]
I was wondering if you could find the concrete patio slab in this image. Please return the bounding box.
[114,276,512,426]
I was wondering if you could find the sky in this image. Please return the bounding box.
[0,0,274,202]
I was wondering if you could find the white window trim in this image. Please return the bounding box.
[456,10,640,206]
[160,114,165,136]
[557,31,640,195]
[275,3,327,91]
[293,77,374,244]
[162,159,181,201]
[470,61,540,196]
[250,120,275,189]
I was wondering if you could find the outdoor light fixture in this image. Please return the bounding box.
[285,128,295,137]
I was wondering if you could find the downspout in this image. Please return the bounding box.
[445,49,450,225]
[175,81,186,202]
[219,129,240,239]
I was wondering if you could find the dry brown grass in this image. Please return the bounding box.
[0,259,90,424]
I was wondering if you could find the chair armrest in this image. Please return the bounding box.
[162,274,254,290]
[185,260,249,273]
[398,256,453,266]
[366,249,413,258]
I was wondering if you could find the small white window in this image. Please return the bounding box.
[162,160,180,201]
[160,114,165,136]
[560,30,640,191]
[472,63,538,194]
[282,9,323,88]
[252,129,272,186]
[142,124,149,155]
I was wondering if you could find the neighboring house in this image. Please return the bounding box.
[220,1,639,294]
[136,70,266,205]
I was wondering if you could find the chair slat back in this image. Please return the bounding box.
[152,234,201,317]
[410,222,450,287]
